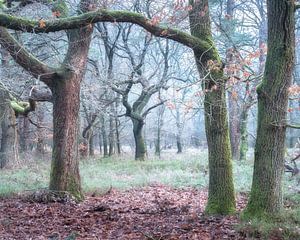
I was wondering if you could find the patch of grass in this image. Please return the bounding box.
[237,209,300,239]
[0,164,49,197]
[0,150,298,206]
[80,152,209,192]
[232,159,254,193]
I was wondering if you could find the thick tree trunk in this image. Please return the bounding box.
[49,73,82,199]
[0,106,18,168]
[244,0,295,218]
[132,119,146,161]
[189,0,235,214]
[49,20,93,199]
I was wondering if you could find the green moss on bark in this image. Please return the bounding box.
[244,0,295,219]
[189,0,236,215]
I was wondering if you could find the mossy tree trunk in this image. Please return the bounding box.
[0,92,18,168]
[189,0,235,214]
[244,0,295,218]
[49,22,93,199]
[50,71,82,199]
[0,50,18,168]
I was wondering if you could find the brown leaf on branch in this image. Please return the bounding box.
[39,19,46,28]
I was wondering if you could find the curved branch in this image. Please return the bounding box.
[286,123,300,129]
[0,10,211,52]
[142,100,167,117]
[0,27,57,85]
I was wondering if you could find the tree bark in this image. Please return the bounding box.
[225,0,241,160]
[189,0,235,214]
[36,105,46,155]
[0,103,18,168]
[132,119,146,161]
[19,116,30,152]
[49,71,82,198]
[49,21,93,199]
[244,0,295,218]
[228,92,240,160]
[89,132,94,156]
[239,107,248,161]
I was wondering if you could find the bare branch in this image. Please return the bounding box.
[287,124,300,129]
[142,100,167,117]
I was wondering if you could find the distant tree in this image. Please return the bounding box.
[112,32,169,160]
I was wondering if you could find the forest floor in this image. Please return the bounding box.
[1,185,249,240]
[0,185,299,240]
[0,152,299,239]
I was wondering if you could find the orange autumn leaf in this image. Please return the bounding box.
[39,19,46,28]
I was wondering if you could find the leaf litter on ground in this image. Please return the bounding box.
[0,185,252,240]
